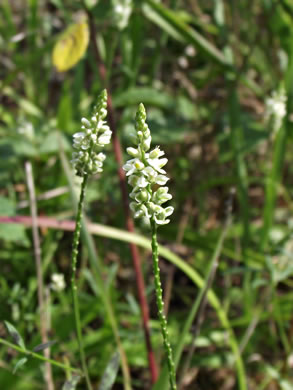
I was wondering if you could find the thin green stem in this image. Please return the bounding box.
[71,173,92,390]
[150,218,177,390]
[0,337,82,375]
[59,144,132,390]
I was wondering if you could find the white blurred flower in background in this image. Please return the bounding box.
[266,88,287,135]
[51,273,66,292]
[112,0,133,30]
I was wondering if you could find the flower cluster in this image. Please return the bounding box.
[71,89,112,176]
[123,103,173,225]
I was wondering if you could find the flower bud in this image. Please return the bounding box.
[127,147,139,157]
[135,189,150,202]
[81,117,92,128]
[142,136,151,151]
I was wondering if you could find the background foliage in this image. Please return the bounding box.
[1,0,293,389]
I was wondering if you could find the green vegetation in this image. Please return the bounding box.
[1,1,293,389]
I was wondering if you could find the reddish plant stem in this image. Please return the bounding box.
[84,9,158,383]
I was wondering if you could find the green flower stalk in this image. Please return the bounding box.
[71,89,111,390]
[123,104,176,389]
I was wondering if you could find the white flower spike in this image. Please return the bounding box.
[71,89,112,176]
[123,103,173,225]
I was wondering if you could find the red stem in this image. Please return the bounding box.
[85,11,158,383]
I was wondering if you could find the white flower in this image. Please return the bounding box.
[97,152,106,161]
[155,175,169,185]
[112,0,133,30]
[266,88,287,134]
[123,158,145,176]
[147,156,168,174]
[130,202,150,219]
[140,166,169,185]
[98,130,112,146]
[149,147,165,159]
[267,93,286,119]
[141,166,157,181]
[154,206,174,225]
[153,187,172,205]
[128,174,148,188]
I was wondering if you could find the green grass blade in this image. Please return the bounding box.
[143,0,231,67]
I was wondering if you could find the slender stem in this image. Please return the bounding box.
[0,338,82,375]
[71,174,92,390]
[25,161,54,390]
[150,218,177,390]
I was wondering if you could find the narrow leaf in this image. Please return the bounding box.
[13,357,28,374]
[98,352,120,390]
[4,321,26,350]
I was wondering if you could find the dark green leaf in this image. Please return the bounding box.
[33,340,56,353]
